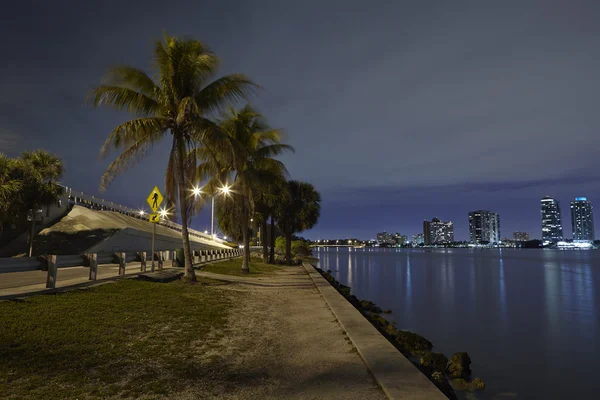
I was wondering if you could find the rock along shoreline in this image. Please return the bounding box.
[314,266,485,399]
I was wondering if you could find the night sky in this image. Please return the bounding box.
[1,1,599,240]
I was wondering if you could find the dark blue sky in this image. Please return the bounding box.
[1,0,599,240]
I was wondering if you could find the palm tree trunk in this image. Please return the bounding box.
[285,232,292,266]
[261,218,268,262]
[28,206,35,257]
[269,216,275,264]
[241,205,250,273]
[176,140,196,282]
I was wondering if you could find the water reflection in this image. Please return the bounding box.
[499,253,507,319]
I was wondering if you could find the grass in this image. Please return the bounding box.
[201,257,283,277]
[0,278,236,399]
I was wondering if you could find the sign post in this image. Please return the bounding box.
[146,186,163,272]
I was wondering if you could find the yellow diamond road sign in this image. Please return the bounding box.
[149,213,160,223]
[146,186,163,213]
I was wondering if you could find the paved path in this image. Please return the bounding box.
[303,263,447,400]
[191,266,387,399]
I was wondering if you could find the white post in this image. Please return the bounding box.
[45,255,58,289]
[88,253,97,281]
[117,252,126,275]
[139,252,146,272]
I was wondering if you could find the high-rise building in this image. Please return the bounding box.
[571,197,594,242]
[376,231,395,245]
[394,233,408,246]
[513,232,530,242]
[412,233,424,246]
[468,210,500,243]
[423,220,431,245]
[423,217,454,244]
[541,196,563,243]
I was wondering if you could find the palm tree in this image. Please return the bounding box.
[196,105,292,272]
[89,34,256,281]
[0,154,22,239]
[253,174,287,262]
[276,180,321,265]
[14,150,64,256]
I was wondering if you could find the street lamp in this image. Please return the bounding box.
[211,183,231,236]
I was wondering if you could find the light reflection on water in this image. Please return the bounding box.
[315,247,599,400]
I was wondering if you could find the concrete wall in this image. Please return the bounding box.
[84,227,232,255]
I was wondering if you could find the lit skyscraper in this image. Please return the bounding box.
[541,196,563,243]
[423,217,454,244]
[468,210,500,243]
[570,197,594,242]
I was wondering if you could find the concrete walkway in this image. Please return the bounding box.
[192,266,387,399]
[303,263,447,400]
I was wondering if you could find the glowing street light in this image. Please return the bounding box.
[138,210,145,216]
[210,183,232,237]
[159,207,169,219]
[192,186,202,197]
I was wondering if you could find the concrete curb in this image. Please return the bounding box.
[303,263,447,400]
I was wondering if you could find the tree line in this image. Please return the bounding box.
[89,34,321,280]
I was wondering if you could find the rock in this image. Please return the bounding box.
[452,377,485,391]
[338,284,351,297]
[447,352,472,379]
[420,352,448,373]
[359,300,383,313]
[395,330,433,355]
[431,371,458,400]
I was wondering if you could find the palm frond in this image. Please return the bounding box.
[100,134,161,191]
[105,66,160,98]
[196,74,259,116]
[99,117,168,159]
[88,85,159,116]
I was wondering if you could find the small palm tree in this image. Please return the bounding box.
[0,154,22,239]
[89,34,256,281]
[254,175,288,263]
[196,105,293,272]
[276,180,321,265]
[14,150,65,256]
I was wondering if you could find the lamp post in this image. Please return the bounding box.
[192,184,231,237]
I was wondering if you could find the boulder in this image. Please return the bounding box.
[395,330,433,355]
[338,284,351,297]
[431,372,458,400]
[420,352,448,373]
[447,352,471,379]
[451,377,485,391]
[359,300,383,313]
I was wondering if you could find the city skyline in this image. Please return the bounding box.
[1,1,600,241]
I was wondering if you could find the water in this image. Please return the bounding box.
[315,247,600,399]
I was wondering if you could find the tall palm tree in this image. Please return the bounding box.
[14,150,65,256]
[196,105,292,272]
[89,34,256,281]
[276,180,321,265]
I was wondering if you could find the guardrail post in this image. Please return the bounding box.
[116,252,126,275]
[45,255,58,289]
[139,252,146,272]
[87,253,97,281]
